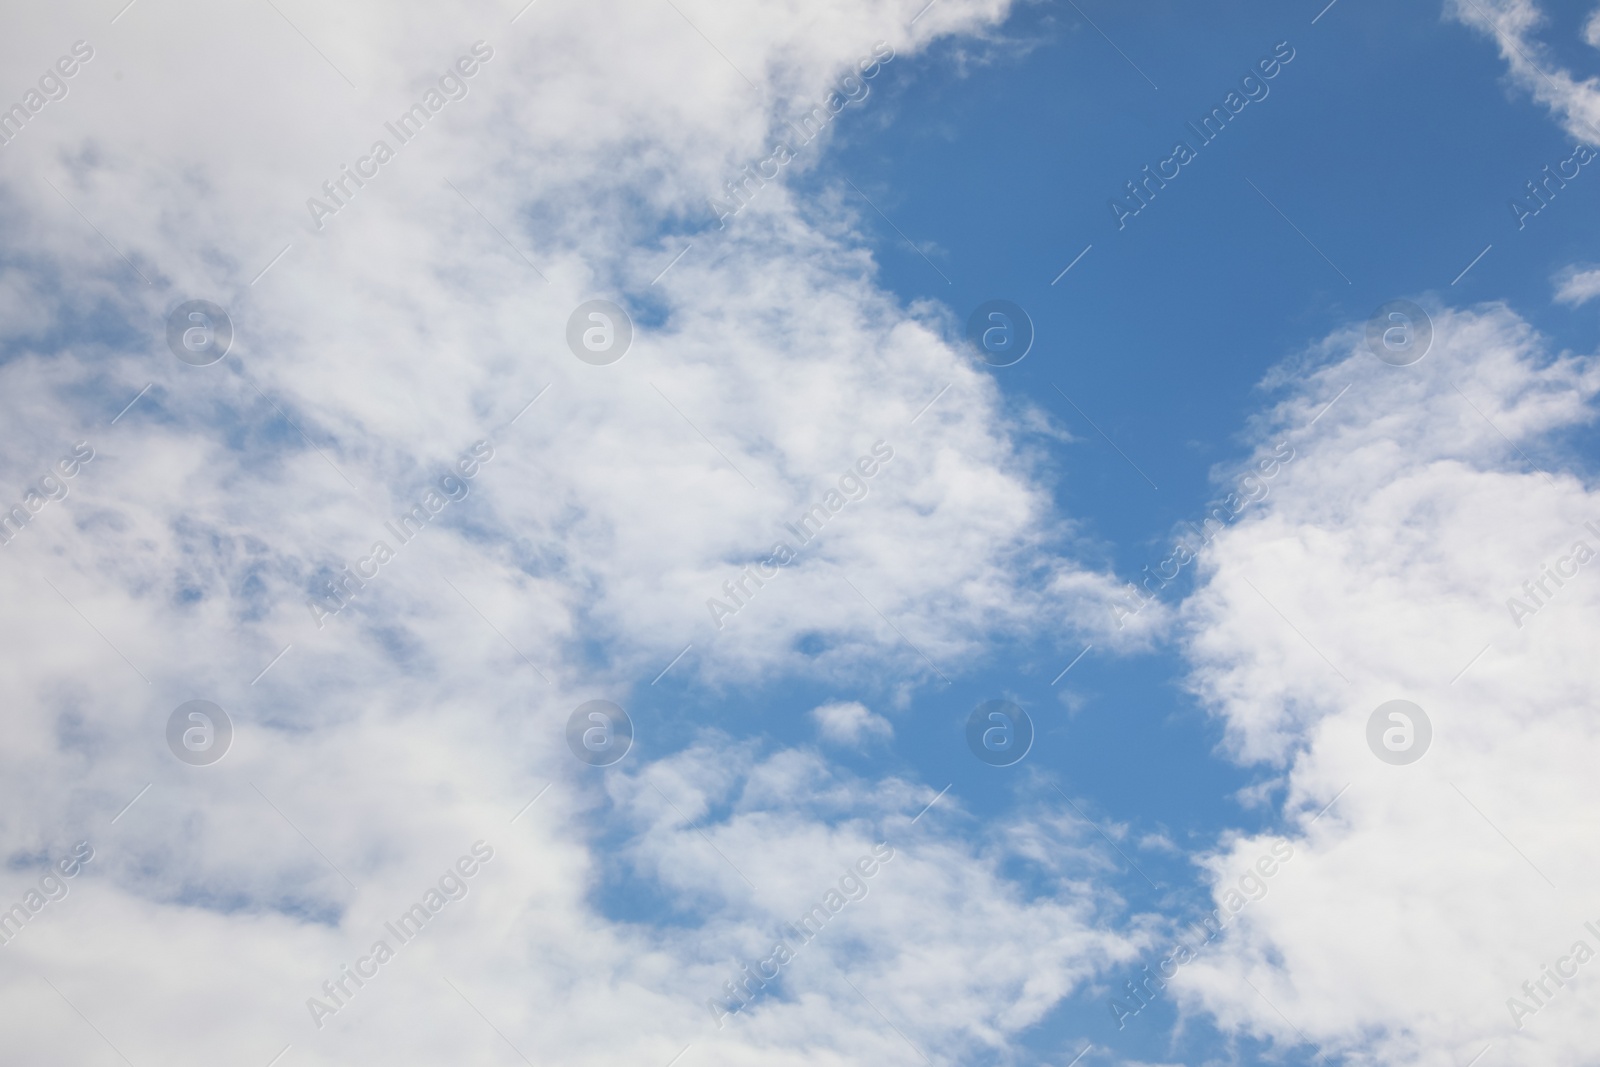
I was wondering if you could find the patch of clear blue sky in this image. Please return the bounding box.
[611,2,1600,1063]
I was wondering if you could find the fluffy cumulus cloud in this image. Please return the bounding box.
[1158,11,1600,1060]
[1165,296,1600,1065]
[605,743,1139,1060]
[811,701,893,745]
[1553,265,1600,306]
[0,0,1155,1064]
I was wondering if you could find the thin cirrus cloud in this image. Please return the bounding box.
[1447,0,1600,146]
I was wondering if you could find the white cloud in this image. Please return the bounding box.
[1553,265,1600,305]
[1166,298,1600,1065]
[1169,25,1600,1055]
[810,700,893,745]
[0,1,1161,1063]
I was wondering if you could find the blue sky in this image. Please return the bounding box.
[3,1,1600,1066]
